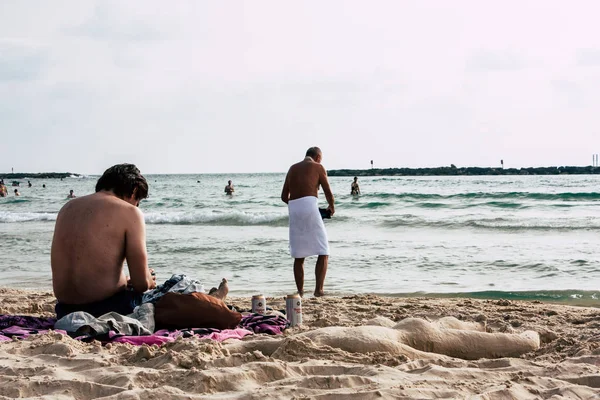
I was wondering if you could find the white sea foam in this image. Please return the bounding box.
[0,212,58,223]
[0,210,288,226]
[144,210,288,226]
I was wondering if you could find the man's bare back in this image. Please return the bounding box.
[281,157,335,211]
[51,164,155,311]
[51,191,154,304]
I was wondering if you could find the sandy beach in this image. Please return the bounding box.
[1,289,600,399]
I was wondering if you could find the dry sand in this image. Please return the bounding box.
[2,288,600,399]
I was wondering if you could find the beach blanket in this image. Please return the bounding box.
[0,315,58,342]
[0,313,288,345]
[288,196,330,258]
[103,327,253,345]
[241,314,289,335]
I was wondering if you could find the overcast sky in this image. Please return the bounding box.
[1,1,600,174]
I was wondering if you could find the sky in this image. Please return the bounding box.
[1,1,600,174]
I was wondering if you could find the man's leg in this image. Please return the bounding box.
[314,255,328,297]
[294,258,305,296]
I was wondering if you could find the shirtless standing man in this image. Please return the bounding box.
[281,147,335,297]
[51,164,156,318]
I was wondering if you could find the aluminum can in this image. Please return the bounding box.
[252,294,266,314]
[285,293,302,326]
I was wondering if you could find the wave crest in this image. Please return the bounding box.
[364,191,600,201]
[145,210,289,226]
[380,215,600,231]
[0,212,57,223]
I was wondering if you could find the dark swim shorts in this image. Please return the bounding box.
[55,290,143,319]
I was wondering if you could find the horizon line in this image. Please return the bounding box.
[2,164,599,176]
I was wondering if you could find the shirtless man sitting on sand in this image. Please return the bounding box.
[51,164,227,319]
[281,147,335,297]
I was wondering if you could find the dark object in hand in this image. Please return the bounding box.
[319,208,332,219]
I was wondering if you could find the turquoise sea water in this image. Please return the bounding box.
[1,173,599,302]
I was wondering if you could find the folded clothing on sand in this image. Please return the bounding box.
[288,196,330,258]
[54,303,155,336]
[142,274,205,304]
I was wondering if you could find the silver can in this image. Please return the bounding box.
[285,293,302,326]
[252,294,266,314]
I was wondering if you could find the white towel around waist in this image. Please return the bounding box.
[288,196,330,258]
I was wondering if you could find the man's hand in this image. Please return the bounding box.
[327,204,335,216]
[281,173,290,204]
[149,268,157,289]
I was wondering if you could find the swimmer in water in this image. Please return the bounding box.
[224,180,234,195]
[351,177,360,196]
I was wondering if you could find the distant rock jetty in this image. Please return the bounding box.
[328,166,600,177]
[0,172,78,179]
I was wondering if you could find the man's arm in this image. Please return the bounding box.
[125,207,155,293]
[281,172,290,204]
[319,166,335,215]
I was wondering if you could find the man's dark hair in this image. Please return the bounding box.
[306,147,322,159]
[95,164,148,200]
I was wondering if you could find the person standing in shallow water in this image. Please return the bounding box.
[281,146,335,297]
[351,177,360,196]
[224,180,234,195]
[67,190,76,199]
[14,189,20,196]
[0,180,7,197]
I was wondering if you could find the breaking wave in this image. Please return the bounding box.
[0,212,58,223]
[144,210,289,226]
[379,215,600,231]
[363,191,600,201]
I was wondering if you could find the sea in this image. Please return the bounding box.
[1,173,599,303]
